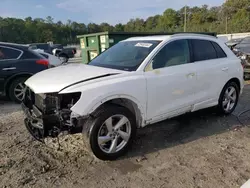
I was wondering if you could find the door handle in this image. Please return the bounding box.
[186,73,195,77]
[222,67,229,71]
[2,67,16,71]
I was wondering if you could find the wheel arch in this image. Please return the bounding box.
[59,52,69,58]
[99,98,143,128]
[218,77,241,100]
[226,77,241,90]
[73,95,146,128]
[4,73,32,96]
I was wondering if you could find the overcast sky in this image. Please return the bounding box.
[0,0,225,24]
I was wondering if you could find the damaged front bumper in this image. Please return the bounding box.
[21,89,86,141]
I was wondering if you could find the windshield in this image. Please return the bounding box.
[89,40,162,71]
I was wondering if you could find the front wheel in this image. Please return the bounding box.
[218,82,239,115]
[83,105,137,160]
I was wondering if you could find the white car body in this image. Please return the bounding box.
[25,34,244,127]
[33,49,63,67]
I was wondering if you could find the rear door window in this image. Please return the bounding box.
[191,39,217,61]
[0,47,22,60]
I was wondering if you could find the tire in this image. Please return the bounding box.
[8,77,28,103]
[217,81,239,115]
[59,54,68,63]
[82,104,137,161]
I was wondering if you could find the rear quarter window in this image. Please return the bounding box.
[21,50,45,59]
[211,41,227,58]
[191,39,217,61]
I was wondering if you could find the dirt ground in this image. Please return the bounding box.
[1,87,250,188]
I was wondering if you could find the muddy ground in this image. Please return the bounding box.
[1,87,250,188]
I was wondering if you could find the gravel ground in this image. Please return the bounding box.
[1,87,250,188]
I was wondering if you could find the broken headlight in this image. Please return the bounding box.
[59,92,81,108]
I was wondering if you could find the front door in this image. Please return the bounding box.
[0,60,14,93]
[0,46,22,94]
[144,39,197,122]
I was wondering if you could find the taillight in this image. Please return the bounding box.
[72,49,76,54]
[36,59,49,67]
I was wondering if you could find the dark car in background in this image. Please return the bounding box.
[226,38,243,50]
[28,43,76,63]
[226,36,250,80]
[232,36,250,54]
[28,43,54,54]
[55,47,76,62]
[0,42,49,103]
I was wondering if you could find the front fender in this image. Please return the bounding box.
[59,74,147,119]
[71,93,146,120]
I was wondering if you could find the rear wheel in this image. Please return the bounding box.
[82,104,137,161]
[8,77,28,103]
[59,54,68,63]
[218,82,239,115]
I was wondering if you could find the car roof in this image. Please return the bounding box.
[124,35,171,41]
[29,43,49,45]
[124,33,217,42]
[0,42,30,50]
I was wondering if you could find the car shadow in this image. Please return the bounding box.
[0,96,21,114]
[120,86,250,160]
[123,103,250,160]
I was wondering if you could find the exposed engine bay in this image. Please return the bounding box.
[22,88,85,142]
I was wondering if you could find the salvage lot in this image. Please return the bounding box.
[1,86,250,188]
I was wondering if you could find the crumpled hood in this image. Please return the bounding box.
[25,63,125,93]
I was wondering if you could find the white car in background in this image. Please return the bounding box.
[22,33,244,161]
[33,49,64,67]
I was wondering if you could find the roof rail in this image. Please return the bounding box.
[172,32,217,38]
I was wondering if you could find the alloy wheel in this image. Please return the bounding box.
[222,86,237,112]
[14,82,27,102]
[59,56,67,63]
[97,115,131,154]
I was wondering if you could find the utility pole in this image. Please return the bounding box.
[225,16,228,34]
[184,5,187,32]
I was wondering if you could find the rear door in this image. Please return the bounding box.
[190,39,230,110]
[0,46,23,93]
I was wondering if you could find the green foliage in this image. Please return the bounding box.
[0,1,250,44]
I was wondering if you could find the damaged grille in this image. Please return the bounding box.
[25,89,59,114]
[24,87,81,115]
[35,94,44,110]
[44,94,59,114]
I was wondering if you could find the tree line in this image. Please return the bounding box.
[0,0,249,45]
